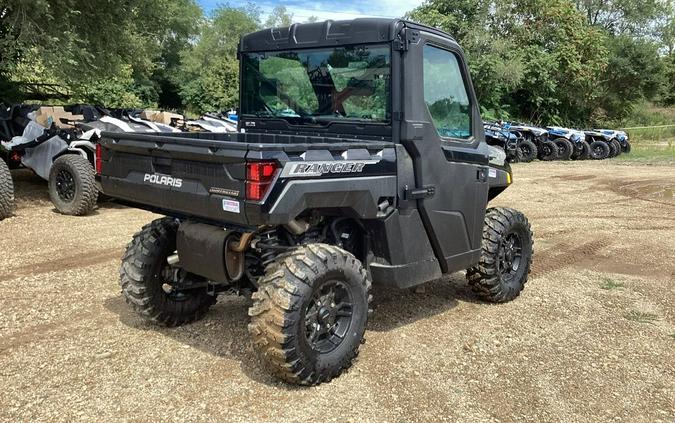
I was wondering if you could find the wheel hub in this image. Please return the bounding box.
[55,169,76,202]
[498,232,523,279]
[318,306,335,325]
[304,280,353,354]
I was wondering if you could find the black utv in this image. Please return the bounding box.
[99,18,534,385]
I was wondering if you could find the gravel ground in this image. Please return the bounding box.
[0,160,673,422]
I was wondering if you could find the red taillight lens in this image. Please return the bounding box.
[247,162,276,182]
[246,161,278,201]
[95,144,102,175]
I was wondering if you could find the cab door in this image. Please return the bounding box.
[398,28,489,273]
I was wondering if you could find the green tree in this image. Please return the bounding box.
[595,36,664,121]
[660,53,675,105]
[408,0,608,124]
[658,2,675,54]
[574,0,665,36]
[176,5,260,113]
[265,5,293,28]
[0,0,202,106]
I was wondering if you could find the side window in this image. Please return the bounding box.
[423,45,472,140]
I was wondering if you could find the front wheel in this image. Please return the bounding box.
[48,154,98,215]
[0,158,15,220]
[518,139,537,163]
[571,140,590,160]
[589,141,610,160]
[249,244,370,385]
[553,138,573,160]
[538,140,558,161]
[467,207,533,303]
[623,141,631,153]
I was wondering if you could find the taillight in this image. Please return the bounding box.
[246,161,278,201]
[95,144,102,175]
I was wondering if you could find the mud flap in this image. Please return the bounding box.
[176,221,230,282]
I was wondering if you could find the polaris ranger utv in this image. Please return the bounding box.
[99,19,534,385]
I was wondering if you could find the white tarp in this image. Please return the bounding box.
[0,120,69,181]
[21,136,68,180]
[1,121,46,150]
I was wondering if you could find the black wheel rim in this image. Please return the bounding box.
[521,145,531,156]
[594,145,604,156]
[497,232,523,281]
[55,169,76,202]
[304,280,353,354]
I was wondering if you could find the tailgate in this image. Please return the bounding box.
[100,132,249,225]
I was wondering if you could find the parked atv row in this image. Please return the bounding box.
[0,104,239,220]
[484,121,631,163]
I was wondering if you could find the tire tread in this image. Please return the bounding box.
[248,243,370,385]
[467,207,533,303]
[120,217,215,327]
[0,158,15,219]
[49,154,98,216]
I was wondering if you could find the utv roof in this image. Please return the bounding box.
[239,18,456,53]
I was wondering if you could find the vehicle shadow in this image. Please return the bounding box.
[103,273,480,388]
[368,273,479,332]
[11,168,50,203]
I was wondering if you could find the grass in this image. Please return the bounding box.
[624,310,659,325]
[600,278,624,290]
[614,104,675,163]
[670,333,675,340]
[617,104,675,127]
[616,143,675,162]
[623,127,675,144]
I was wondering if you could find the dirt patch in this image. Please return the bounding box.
[601,177,675,206]
[0,160,674,422]
[0,247,122,282]
[531,239,610,278]
[554,174,595,181]
[619,181,675,203]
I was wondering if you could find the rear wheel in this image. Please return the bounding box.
[467,207,533,303]
[590,141,610,160]
[538,140,558,161]
[518,139,537,163]
[571,140,590,160]
[249,244,370,385]
[48,154,98,215]
[120,217,216,326]
[610,139,622,157]
[623,141,631,153]
[553,138,573,160]
[0,158,15,220]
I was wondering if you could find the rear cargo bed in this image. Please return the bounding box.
[99,131,394,226]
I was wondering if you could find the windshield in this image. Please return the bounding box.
[241,45,391,125]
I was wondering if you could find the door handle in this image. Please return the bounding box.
[404,185,436,200]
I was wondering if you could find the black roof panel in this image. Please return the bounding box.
[239,18,455,52]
